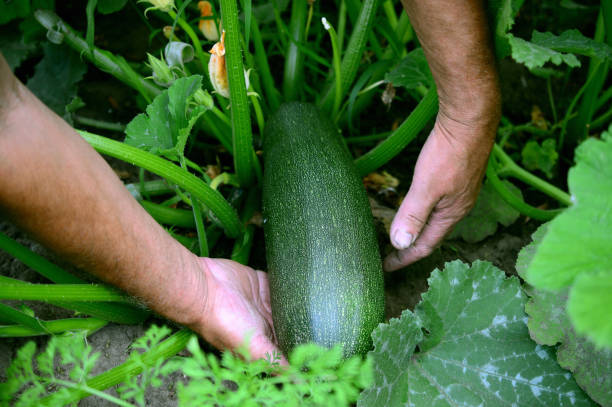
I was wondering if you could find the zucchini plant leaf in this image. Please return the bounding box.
[530,29,612,63]
[358,260,594,407]
[0,0,30,25]
[521,138,558,179]
[384,48,433,90]
[0,30,36,70]
[525,125,612,347]
[449,179,521,243]
[486,0,525,59]
[509,29,612,71]
[97,0,128,14]
[125,75,207,159]
[508,34,580,70]
[26,43,87,119]
[517,225,612,406]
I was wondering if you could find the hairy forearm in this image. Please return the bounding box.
[0,58,206,328]
[402,0,500,127]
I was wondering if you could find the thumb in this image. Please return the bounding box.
[390,184,437,250]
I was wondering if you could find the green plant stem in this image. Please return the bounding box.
[595,85,612,111]
[486,159,562,221]
[559,60,603,151]
[231,188,259,265]
[73,115,126,132]
[382,0,398,30]
[126,179,174,200]
[250,93,266,137]
[396,11,413,44]
[0,275,148,325]
[0,232,82,284]
[219,0,258,186]
[139,200,196,228]
[0,317,107,338]
[0,302,50,334]
[337,0,348,51]
[0,284,132,303]
[79,130,243,237]
[168,10,210,76]
[345,132,391,144]
[355,88,438,176]
[53,379,136,407]
[322,18,343,119]
[249,12,281,111]
[589,102,612,129]
[546,77,558,124]
[41,329,192,405]
[492,145,571,206]
[192,197,209,256]
[319,0,380,112]
[34,10,160,102]
[565,10,609,150]
[283,0,307,101]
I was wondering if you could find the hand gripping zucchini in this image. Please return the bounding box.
[263,102,385,357]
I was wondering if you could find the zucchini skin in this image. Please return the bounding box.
[262,102,384,357]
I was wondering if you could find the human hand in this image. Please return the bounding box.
[192,257,286,364]
[383,112,497,271]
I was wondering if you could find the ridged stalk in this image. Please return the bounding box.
[0,318,107,338]
[219,0,258,186]
[355,89,438,176]
[34,10,160,102]
[0,234,149,324]
[0,284,132,303]
[79,130,242,237]
[139,200,196,228]
[283,0,307,100]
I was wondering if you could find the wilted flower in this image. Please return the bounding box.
[138,0,175,15]
[208,31,250,99]
[198,1,220,42]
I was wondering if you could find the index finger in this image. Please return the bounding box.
[383,208,457,271]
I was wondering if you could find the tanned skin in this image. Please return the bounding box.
[0,55,281,362]
[385,0,501,271]
[0,0,499,356]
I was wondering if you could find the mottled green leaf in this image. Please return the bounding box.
[384,48,433,90]
[517,225,612,406]
[532,29,612,63]
[521,138,558,179]
[0,0,30,25]
[487,0,525,59]
[449,179,521,243]
[26,43,87,118]
[0,31,36,70]
[125,75,205,157]
[359,260,593,407]
[526,127,612,348]
[97,0,128,14]
[509,34,581,70]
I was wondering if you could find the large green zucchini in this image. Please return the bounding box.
[262,102,385,357]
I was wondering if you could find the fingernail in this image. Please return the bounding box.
[392,230,415,250]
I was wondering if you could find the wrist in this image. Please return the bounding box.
[437,80,501,132]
